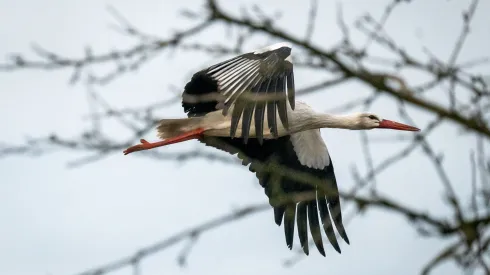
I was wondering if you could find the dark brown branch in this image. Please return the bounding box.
[206,0,490,140]
[304,0,318,42]
[0,1,489,274]
[74,203,270,275]
[0,20,214,84]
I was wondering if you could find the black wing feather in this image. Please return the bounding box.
[254,101,266,145]
[241,103,254,143]
[254,77,272,144]
[308,200,326,256]
[198,136,349,256]
[296,202,309,255]
[181,44,295,141]
[324,162,350,245]
[267,99,278,137]
[276,74,289,130]
[284,204,296,249]
[274,206,285,226]
[318,192,341,253]
[286,66,295,109]
[230,99,246,140]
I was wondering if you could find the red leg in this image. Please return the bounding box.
[123,128,204,155]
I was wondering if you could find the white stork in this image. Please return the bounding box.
[123,42,420,256]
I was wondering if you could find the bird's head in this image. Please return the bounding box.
[350,113,420,131]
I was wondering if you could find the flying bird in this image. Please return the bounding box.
[123,42,420,256]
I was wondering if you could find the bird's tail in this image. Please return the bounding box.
[156,117,204,139]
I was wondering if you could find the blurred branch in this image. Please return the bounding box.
[64,134,490,274]
[1,0,489,274]
[0,17,213,85]
[303,0,318,42]
[75,203,270,275]
[207,0,490,140]
[447,0,479,66]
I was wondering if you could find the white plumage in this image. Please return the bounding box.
[290,130,330,169]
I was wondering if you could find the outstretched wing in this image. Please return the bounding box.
[182,42,295,143]
[199,134,350,256]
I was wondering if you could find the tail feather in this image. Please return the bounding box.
[156,117,204,139]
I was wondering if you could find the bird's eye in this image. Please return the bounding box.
[368,115,377,120]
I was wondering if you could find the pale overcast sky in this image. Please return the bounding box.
[1,1,489,275]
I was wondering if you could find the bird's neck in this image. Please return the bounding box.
[309,113,357,130]
[287,104,358,133]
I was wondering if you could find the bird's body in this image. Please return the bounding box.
[156,100,355,140]
[124,42,420,256]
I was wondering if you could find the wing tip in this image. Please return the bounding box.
[273,41,293,49]
[253,42,293,54]
[274,206,285,226]
[342,233,350,245]
[332,243,342,254]
[318,247,326,257]
[333,217,350,245]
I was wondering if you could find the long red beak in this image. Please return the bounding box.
[378,119,420,131]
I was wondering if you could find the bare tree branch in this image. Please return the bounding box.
[1,0,489,274]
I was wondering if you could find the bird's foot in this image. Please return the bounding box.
[123,139,154,155]
[123,128,205,155]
